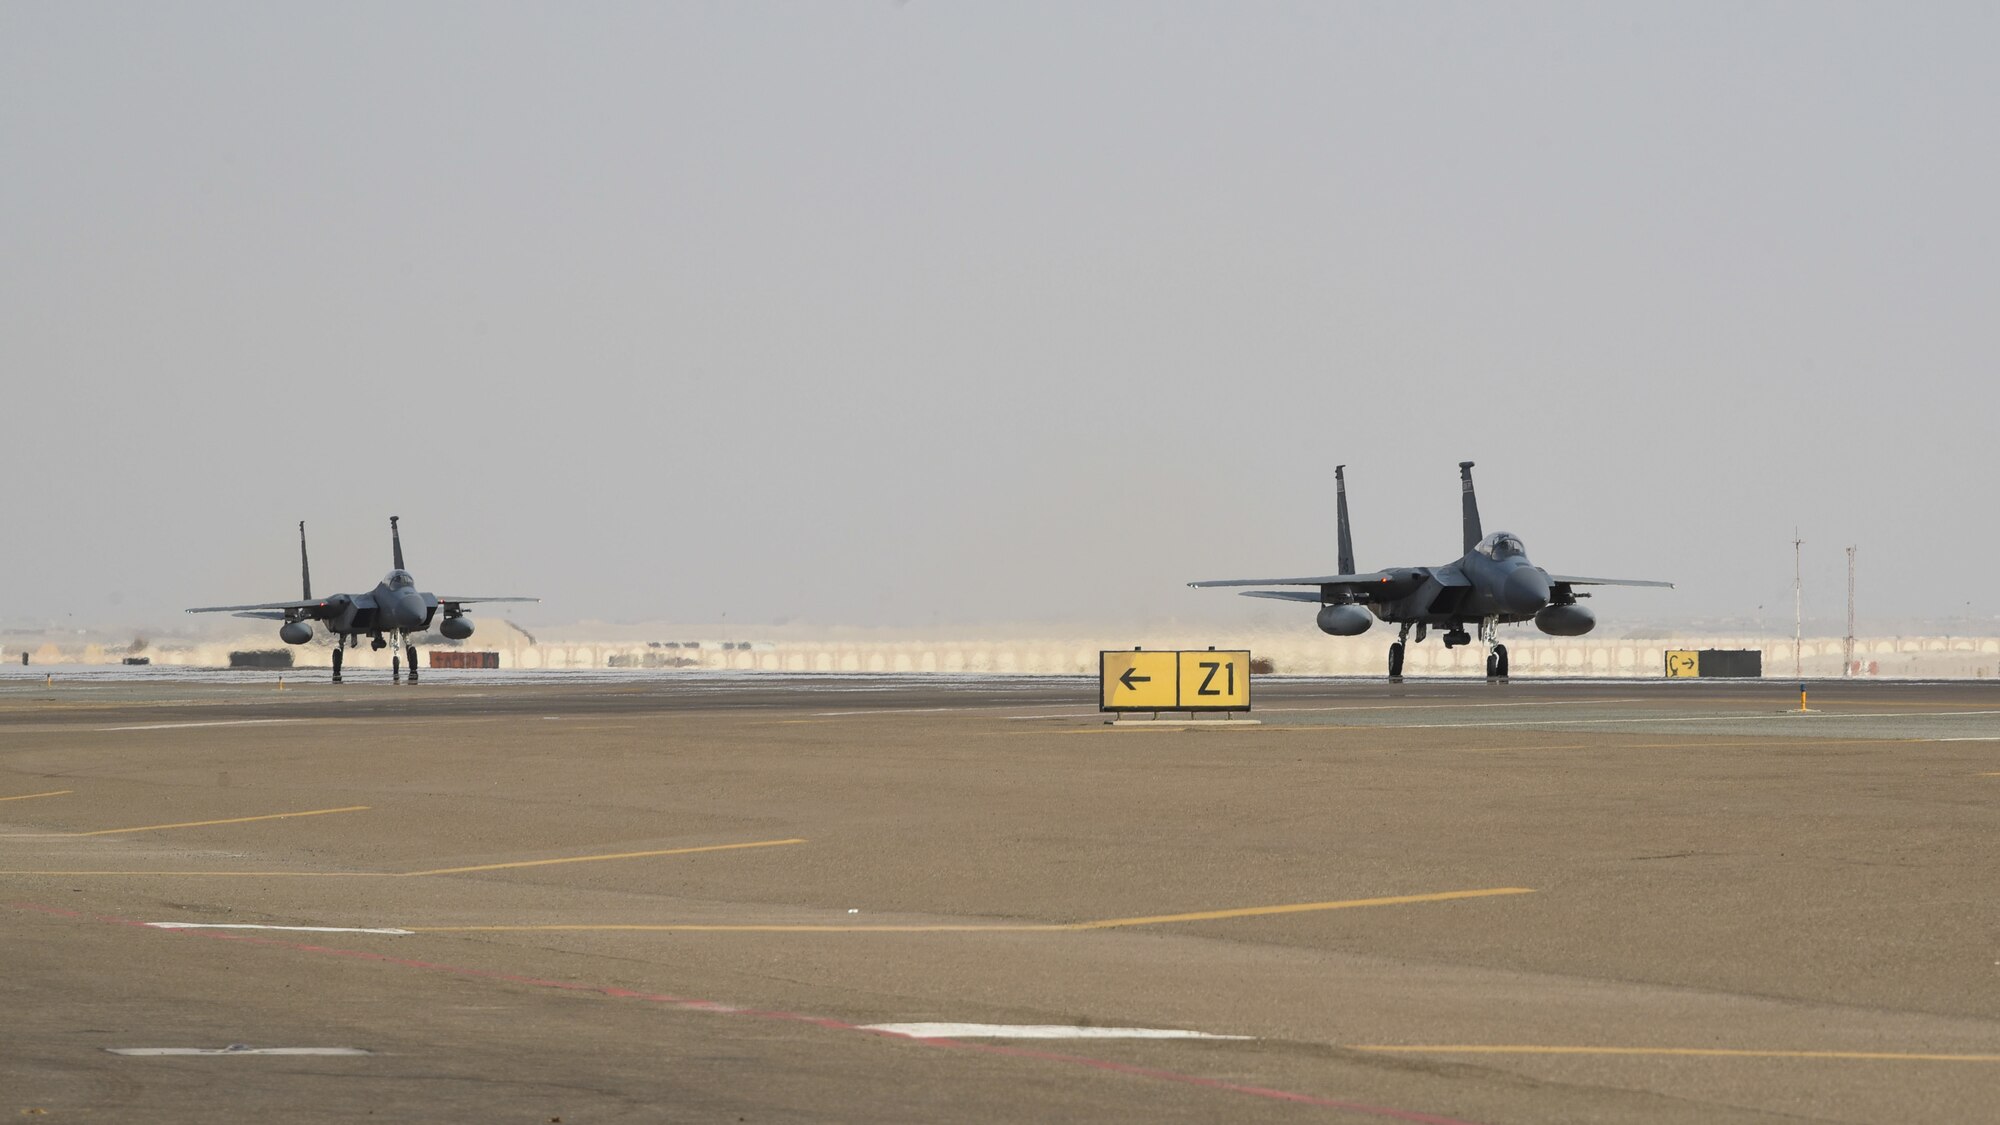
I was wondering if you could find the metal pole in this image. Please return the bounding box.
[1844,546,1856,677]
[1793,529,1803,681]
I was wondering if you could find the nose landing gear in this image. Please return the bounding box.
[1387,620,1510,681]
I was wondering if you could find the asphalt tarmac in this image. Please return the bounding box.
[2,672,1996,1123]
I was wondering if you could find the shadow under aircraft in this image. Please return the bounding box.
[1190,462,1671,679]
[189,517,537,682]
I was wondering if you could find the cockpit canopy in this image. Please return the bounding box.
[385,570,415,590]
[1474,531,1526,560]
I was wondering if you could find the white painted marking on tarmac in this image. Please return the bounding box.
[811,707,957,716]
[1396,709,2000,730]
[145,923,412,935]
[107,1046,373,1056]
[1923,736,2000,742]
[98,719,304,732]
[1261,698,1646,714]
[863,1023,1252,1040]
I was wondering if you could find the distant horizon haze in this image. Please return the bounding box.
[4,4,1995,634]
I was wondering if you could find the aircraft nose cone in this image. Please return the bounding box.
[1504,568,1551,614]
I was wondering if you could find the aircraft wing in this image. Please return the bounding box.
[1545,575,1675,588]
[186,599,327,615]
[436,596,540,605]
[1236,590,1326,603]
[1188,572,1392,588]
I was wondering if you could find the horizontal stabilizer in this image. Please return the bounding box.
[1238,590,1326,603]
[1545,575,1675,588]
[1189,572,1391,588]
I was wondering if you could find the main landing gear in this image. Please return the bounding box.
[346,633,421,684]
[331,646,343,684]
[1389,620,1510,681]
[1388,623,1428,679]
[1479,616,1509,681]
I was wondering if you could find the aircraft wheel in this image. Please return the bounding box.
[332,648,343,684]
[1494,643,1509,679]
[1387,642,1405,678]
[1485,652,1499,679]
[392,652,401,680]
[407,645,419,683]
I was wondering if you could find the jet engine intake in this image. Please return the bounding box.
[1316,603,1373,636]
[439,615,475,641]
[1535,603,1596,636]
[279,620,313,645]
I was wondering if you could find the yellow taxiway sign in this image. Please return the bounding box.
[1178,650,1251,710]
[1100,650,1179,710]
[1100,649,1253,712]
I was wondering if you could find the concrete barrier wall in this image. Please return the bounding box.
[36,633,2000,679]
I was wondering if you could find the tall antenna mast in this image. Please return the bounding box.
[1844,546,1856,677]
[1793,529,1804,680]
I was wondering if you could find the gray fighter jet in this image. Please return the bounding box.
[188,518,537,682]
[1190,462,1670,679]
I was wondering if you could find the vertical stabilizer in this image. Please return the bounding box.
[1459,461,1483,554]
[390,516,405,570]
[299,521,312,601]
[1334,465,1357,575]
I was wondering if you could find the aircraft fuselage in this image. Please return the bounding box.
[1364,550,1553,629]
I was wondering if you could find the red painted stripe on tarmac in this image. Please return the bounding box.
[8,900,1482,1124]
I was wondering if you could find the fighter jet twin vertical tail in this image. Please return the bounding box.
[187,518,539,683]
[1190,463,1671,680]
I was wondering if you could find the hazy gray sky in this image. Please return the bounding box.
[5,3,1996,634]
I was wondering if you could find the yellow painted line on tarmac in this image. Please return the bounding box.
[67,805,371,836]
[0,870,386,877]
[1438,745,1590,754]
[1350,1045,2000,1063]
[1069,887,1535,929]
[407,922,1070,933]
[0,838,805,878]
[407,886,1533,934]
[399,838,807,877]
[0,790,72,802]
[1019,726,1278,737]
[1613,737,1921,749]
